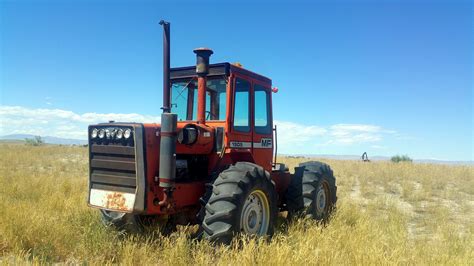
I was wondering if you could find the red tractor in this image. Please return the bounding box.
[87,21,337,244]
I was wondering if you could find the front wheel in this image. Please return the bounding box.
[100,210,144,233]
[100,210,176,234]
[240,189,271,235]
[199,162,277,244]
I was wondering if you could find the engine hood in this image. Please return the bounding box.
[143,122,216,155]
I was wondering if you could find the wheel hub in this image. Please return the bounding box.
[316,183,328,215]
[248,210,257,228]
[240,190,270,235]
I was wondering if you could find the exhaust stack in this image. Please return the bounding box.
[159,20,171,113]
[194,48,213,124]
[158,20,177,207]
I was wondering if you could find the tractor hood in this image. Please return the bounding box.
[87,121,218,213]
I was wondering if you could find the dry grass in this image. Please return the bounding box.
[0,144,473,264]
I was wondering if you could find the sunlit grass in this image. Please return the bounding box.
[0,145,472,264]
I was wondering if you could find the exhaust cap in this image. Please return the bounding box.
[193,47,213,76]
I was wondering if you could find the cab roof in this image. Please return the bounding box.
[170,62,272,86]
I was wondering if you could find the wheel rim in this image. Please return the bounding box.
[240,189,270,235]
[315,182,330,216]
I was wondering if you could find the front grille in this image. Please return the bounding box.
[90,143,136,193]
[87,124,146,212]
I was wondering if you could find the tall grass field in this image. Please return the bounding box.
[0,144,473,264]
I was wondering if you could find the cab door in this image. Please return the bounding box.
[227,75,254,159]
[251,82,273,172]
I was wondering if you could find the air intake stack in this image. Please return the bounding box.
[194,48,213,124]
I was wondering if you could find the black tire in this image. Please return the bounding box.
[100,210,144,233]
[100,210,176,235]
[285,169,304,219]
[300,161,337,220]
[194,182,214,239]
[199,162,277,245]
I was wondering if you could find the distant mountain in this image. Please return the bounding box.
[282,154,391,161]
[0,134,87,145]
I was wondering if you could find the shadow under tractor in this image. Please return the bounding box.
[87,20,337,244]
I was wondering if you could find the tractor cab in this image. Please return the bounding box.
[170,63,274,171]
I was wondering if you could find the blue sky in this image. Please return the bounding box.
[0,0,472,161]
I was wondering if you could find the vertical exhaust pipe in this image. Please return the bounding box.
[194,48,213,124]
[158,20,177,207]
[159,20,171,113]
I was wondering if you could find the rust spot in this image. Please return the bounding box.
[105,192,128,211]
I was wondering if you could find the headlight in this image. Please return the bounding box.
[124,129,132,139]
[105,129,111,139]
[98,129,105,139]
[116,129,124,139]
[91,128,98,138]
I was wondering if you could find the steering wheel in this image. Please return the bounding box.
[205,111,213,120]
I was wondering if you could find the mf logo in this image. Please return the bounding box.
[260,138,272,148]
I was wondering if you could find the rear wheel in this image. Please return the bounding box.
[285,169,304,219]
[199,162,277,244]
[300,161,337,220]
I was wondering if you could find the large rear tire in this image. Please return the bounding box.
[199,162,277,244]
[300,161,337,220]
[285,168,304,219]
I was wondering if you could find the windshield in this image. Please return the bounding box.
[171,77,227,121]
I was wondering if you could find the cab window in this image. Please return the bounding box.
[171,77,227,121]
[254,84,272,134]
[233,78,250,132]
